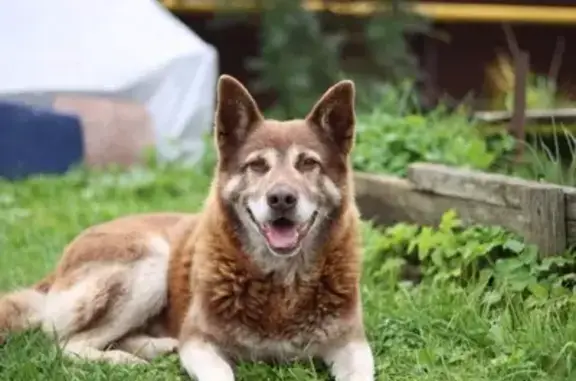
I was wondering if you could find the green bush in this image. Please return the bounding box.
[362,210,576,309]
[352,100,515,176]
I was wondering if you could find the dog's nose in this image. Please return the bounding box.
[267,185,298,211]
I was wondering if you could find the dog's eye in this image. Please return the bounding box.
[299,157,319,172]
[247,159,269,174]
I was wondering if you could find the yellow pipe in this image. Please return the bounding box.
[161,1,576,24]
[414,2,576,24]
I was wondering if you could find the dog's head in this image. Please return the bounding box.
[214,75,356,262]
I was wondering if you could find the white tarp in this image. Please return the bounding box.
[0,0,218,163]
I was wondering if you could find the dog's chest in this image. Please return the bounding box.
[226,297,346,361]
[230,320,339,361]
[204,273,356,359]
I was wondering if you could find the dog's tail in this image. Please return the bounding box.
[0,273,55,341]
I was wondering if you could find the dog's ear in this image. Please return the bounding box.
[215,75,263,160]
[306,80,356,155]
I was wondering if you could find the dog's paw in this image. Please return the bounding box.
[106,350,150,365]
[146,337,179,357]
[127,337,179,361]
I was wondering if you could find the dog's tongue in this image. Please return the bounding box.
[264,225,299,249]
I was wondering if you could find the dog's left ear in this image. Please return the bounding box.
[306,80,356,155]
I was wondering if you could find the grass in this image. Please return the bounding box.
[1,162,576,380]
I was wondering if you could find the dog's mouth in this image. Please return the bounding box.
[247,209,318,255]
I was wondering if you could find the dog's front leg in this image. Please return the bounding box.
[179,337,235,381]
[322,338,375,381]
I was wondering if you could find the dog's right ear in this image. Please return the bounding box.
[215,75,263,161]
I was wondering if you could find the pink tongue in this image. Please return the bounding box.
[264,226,299,249]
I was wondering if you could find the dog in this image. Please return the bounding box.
[0,75,375,381]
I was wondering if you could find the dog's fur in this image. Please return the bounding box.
[0,75,375,380]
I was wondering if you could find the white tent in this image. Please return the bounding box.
[0,0,218,164]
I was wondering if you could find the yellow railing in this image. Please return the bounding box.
[160,1,576,24]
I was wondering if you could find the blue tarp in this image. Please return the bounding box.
[0,101,84,180]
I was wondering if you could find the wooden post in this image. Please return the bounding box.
[522,184,566,256]
[510,50,529,160]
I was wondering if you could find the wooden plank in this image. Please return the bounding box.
[475,107,576,124]
[354,172,527,235]
[566,189,576,220]
[408,163,576,220]
[479,124,576,137]
[568,220,576,249]
[408,162,533,208]
[521,184,566,256]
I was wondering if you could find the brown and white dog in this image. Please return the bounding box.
[0,75,375,381]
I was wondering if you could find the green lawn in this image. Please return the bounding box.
[1,163,575,381]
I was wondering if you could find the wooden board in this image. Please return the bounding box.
[566,189,576,220]
[522,184,567,256]
[355,170,573,255]
[407,163,532,208]
[408,162,576,220]
[568,220,576,249]
[475,107,576,124]
[354,172,527,236]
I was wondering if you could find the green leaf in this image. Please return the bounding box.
[416,227,435,260]
[483,291,503,306]
[439,209,461,232]
[503,239,525,253]
[430,249,444,268]
[527,283,549,300]
[494,258,526,275]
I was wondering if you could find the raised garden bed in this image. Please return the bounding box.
[354,162,576,256]
[475,107,576,137]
